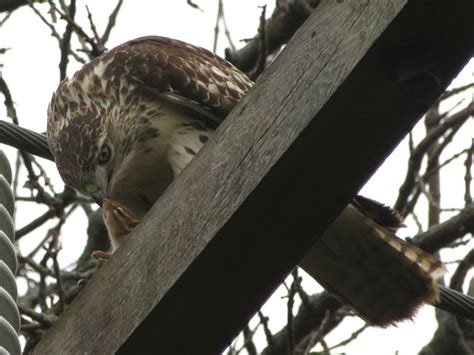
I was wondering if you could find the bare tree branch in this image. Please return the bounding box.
[186,0,202,12]
[395,103,474,215]
[464,140,473,206]
[226,0,321,75]
[58,0,76,81]
[412,204,474,253]
[101,0,124,45]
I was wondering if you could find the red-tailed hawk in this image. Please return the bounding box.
[47,36,444,326]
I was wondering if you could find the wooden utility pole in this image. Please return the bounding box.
[33,0,474,354]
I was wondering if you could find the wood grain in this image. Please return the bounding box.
[33,0,474,353]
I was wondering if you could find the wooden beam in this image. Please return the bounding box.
[33,0,474,354]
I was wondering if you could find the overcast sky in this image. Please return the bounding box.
[1,1,473,354]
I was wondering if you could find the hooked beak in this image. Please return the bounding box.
[85,183,106,207]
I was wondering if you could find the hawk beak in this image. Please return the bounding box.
[85,183,106,206]
[92,193,104,207]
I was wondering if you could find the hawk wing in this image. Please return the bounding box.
[91,36,253,123]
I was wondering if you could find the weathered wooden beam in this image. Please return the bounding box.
[33,0,474,354]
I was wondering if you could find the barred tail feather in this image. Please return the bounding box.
[299,204,445,326]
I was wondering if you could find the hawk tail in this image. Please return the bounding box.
[299,204,445,326]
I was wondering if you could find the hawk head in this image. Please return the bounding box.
[47,64,159,206]
[47,36,253,211]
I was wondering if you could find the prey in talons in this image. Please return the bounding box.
[92,198,141,260]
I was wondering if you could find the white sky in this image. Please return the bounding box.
[1,1,473,354]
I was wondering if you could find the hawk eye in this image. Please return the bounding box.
[98,144,112,165]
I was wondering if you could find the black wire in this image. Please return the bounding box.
[0,121,53,161]
[435,286,474,320]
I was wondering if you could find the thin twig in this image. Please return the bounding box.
[320,339,330,355]
[439,82,474,101]
[395,103,474,215]
[220,3,235,51]
[51,249,66,313]
[101,0,124,45]
[303,310,331,355]
[258,311,274,350]
[446,237,471,249]
[32,158,56,194]
[28,0,63,43]
[0,74,18,124]
[28,204,76,258]
[80,201,93,216]
[212,0,235,53]
[248,5,268,80]
[225,0,320,75]
[18,252,93,283]
[464,139,474,206]
[0,12,12,26]
[58,0,76,81]
[186,0,203,12]
[29,0,86,64]
[21,321,47,332]
[27,232,54,259]
[409,211,424,234]
[242,325,257,355]
[450,249,474,292]
[57,0,68,12]
[404,118,467,217]
[413,203,474,253]
[328,323,369,350]
[13,152,21,209]
[287,269,298,355]
[212,0,222,53]
[34,239,52,311]
[18,254,55,277]
[85,5,103,50]
[0,66,44,184]
[417,177,462,213]
[47,0,103,57]
[425,97,465,127]
[423,147,470,182]
[18,305,57,326]
[16,185,78,240]
[15,209,57,240]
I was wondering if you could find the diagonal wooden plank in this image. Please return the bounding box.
[33,0,474,354]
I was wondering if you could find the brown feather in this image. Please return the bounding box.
[300,204,444,326]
